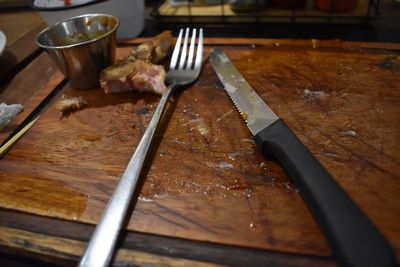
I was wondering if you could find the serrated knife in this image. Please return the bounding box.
[209,48,396,267]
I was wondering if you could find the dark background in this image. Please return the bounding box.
[143,0,400,42]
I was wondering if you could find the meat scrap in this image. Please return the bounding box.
[129,61,167,95]
[57,95,87,114]
[101,60,167,95]
[100,31,173,95]
[128,31,173,64]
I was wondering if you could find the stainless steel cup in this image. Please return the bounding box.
[36,14,119,89]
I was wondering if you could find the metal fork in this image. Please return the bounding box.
[78,28,204,267]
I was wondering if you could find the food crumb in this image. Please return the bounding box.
[138,196,154,202]
[240,138,255,144]
[322,152,340,159]
[284,181,292,191]
[217,109,234,122]
[196,122,209,135]
[245,187,253,198]
[341,130,357,137]
[206,161,233,170]
[304,89,325,99]
[57,95,87,115]
[228,152,241,160]
[312,39,319,48]
[183,118,209,135]
[219,162,233,169]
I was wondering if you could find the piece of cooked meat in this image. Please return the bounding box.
[57,95,87,113]
[129,61,167,94]
[100,61,137,94]
[100,31,173,95]
[128,31,173,64]
[101,60,167,95]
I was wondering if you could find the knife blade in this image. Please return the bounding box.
[209,48,396,267]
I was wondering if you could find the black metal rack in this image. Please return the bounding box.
[151,0,380,25]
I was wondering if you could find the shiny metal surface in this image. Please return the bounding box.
[36,13,119,89]
[78,28,203,267]
[209,48,279,135]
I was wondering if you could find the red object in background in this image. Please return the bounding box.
[314,0,358,12]
[273,0,308,9]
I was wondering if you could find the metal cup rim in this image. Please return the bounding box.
[35,13,119,50]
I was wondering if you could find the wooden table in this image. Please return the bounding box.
[1,9,400,267]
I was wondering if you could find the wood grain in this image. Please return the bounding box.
[0,52,65,144]
[0,11,44,45]
[0,11,46,82]
[0,40,399,264]
[0,226,223,267]
[0,209,336,267]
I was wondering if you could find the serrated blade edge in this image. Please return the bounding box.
[209,48,279,135]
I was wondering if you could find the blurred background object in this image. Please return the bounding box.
[145,0,400,42]
[0,0,32,8]
[0,0,398,42]
[229,0,270,13]
[152,0,376,24]
[32,0,144,39]
[314,0,359,13]
[273,0,308,9]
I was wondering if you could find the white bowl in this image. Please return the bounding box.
[33,0,144,39]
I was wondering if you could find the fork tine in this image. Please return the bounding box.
[178,28,190,69]
[194,28,203,70]
[187,29,197,69]
[169,29,183,70]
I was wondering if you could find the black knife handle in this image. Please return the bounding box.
[254,119,396,267]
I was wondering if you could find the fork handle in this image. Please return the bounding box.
[79,85,174,267]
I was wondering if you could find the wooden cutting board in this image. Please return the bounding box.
[1,40,399,259]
